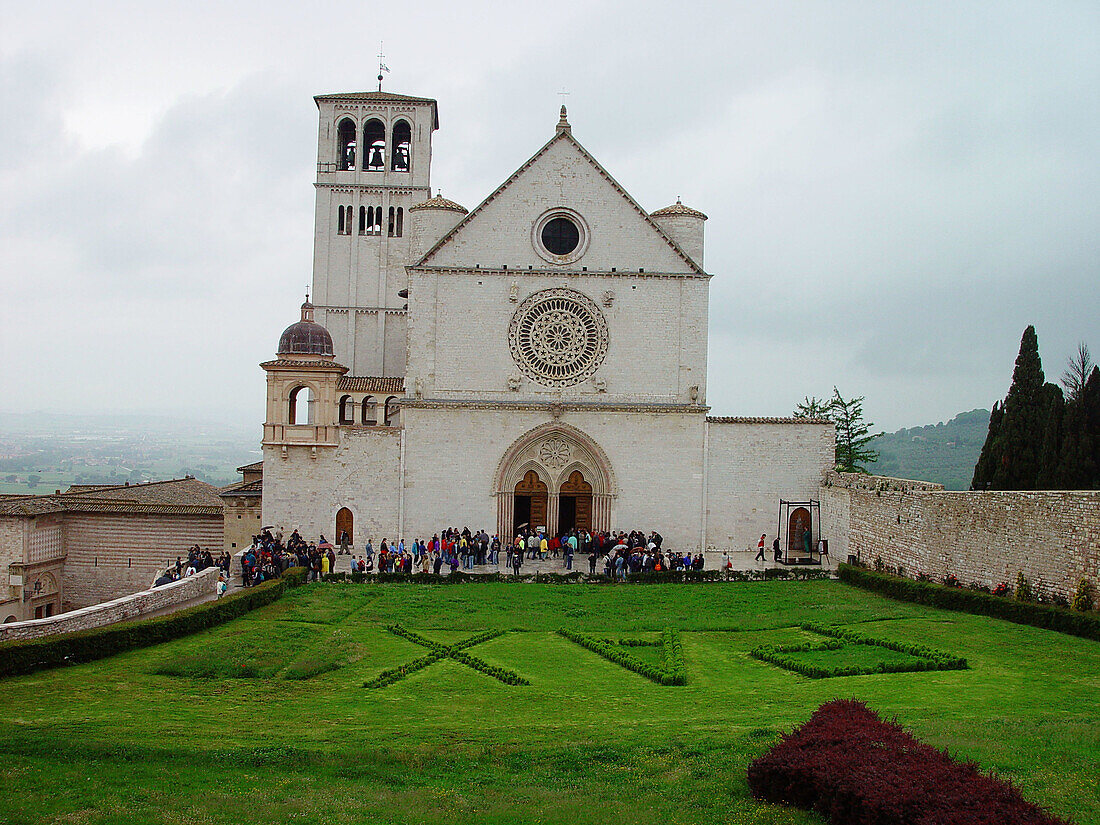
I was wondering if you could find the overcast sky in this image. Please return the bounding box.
[2,1,1097,434]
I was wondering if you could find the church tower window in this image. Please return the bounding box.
[391,120,411,172]
[396,207,403,237]
[288,386,314,425]
[336,118,357,171]
[358,206,366,235]
[363,119,386,171]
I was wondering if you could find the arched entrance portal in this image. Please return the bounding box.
[335,507,353,545]
[558,470,592,534]
[513,470,548,532]
[787,506,811,559]
[494,423,615,540]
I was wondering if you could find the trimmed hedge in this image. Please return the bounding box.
[839,564,1100,642]
[321,567,831,585]
[750,622,967,678]
[365,625,529,688]
[557,628,687,685]
[747,699,1068,824]
[0,566,308,679]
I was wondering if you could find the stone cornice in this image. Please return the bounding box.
[259,359,348,373]
[406,265,711,280]
[400,398,709,414]
[315,184,430,195]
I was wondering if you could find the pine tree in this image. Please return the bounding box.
[793,396,832,420]
[830,388,881,473]
[1057,366,1099,489]
[991,326,1046,490]
[971,401,1003,490]
[1035,383,1065,489]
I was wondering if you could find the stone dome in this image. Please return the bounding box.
[651,198,708,220]
[277,300,333,357]
[408,193,468,214]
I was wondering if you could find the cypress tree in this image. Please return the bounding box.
[1059,366,1100,489]
[971,401,1003,490]
[991,325,1046,489]
[1035,383,1065,489]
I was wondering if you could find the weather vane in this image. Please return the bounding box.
[377,42,390,91]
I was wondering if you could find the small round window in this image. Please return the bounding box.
[541,217,580,256]
[532,208,589,265]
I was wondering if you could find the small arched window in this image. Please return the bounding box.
[391,120,411,172]
[387,206,396,237]
[361,396,377,425]
[363,119,386,171]
[289,386,314,425]
[383,395,399,426]
[372,206,382,235]
[396,207,403,238]
[338,395,354,424]
[358,206,366,235]
[336,118,357,171]
[338,206,345,234]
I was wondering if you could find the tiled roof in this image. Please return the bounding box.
[0,477,227,517]
[313,91,439,128]
[260,358,348,372]
[220,479,263,497]
[336,376,405,393]
[236,461,263,473]
[409,195,468,214]
[706,416,832,425]
[651,199,708,220]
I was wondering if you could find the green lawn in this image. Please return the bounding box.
[0,580,1097,824]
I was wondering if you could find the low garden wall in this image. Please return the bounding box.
[0,565,221,642]
[822,471,1100,600]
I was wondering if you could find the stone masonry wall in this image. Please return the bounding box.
[0,564,221,642]
[63,513,223,608]
[823,472,1100,599]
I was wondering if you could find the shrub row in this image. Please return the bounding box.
[320,567,831,585]
[0,566,307,679]
[598,637,662,647]
[747,699,1068,824]
[557,628,686,685]
[364,625,528,688]
[660,628,687,685]
[749,623,966,679]
[802,622,967,670]
[839,564,1100,642]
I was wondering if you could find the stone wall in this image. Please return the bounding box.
[63,513,223,607]
[0,564,221,642]
[823,471,1100,599]
[222,496,263,553]
[705,420,835,551]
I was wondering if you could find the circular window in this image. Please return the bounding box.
[541,217,580,255]
[532,208,590,264]
[509,288,609,387]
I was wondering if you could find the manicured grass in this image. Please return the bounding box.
[0,580,1097,824]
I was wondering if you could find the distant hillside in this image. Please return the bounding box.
[871,409,990,490]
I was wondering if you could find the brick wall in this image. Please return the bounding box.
[0,564,221,642]
[822,472,1100,599]
[63,513,223,607]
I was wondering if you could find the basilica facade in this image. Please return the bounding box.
[260,90,833,552]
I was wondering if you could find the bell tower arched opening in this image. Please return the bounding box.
[363,119,385,171]
[391,120,411,171]
[336,118,357,170]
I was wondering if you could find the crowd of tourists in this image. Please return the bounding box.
[153,545,231,587]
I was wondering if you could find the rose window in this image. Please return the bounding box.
[508,288,609,387]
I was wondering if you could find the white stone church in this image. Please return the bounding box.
[260,89,833,552]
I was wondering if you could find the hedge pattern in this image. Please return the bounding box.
[0,566,308,679]
[747,699,1068,824]
[557,628,687,685]
[750,622,967,679]
[321,567,831,585]
[839,564,1100,642]
[364,625,529,689]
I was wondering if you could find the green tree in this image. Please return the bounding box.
[1035,383,1065,489]
[1061,366,1100,488]
[1061,342,1092,403]
[991,325,1047,490]
[830,388,881,473]
[793,396,833,421]
[971,401,1003,490]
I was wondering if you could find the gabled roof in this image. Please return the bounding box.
[415,128,706,275]
[336,376,406,393]
[220,478,263,497]
[236,461,263,474]
[0,479,225,517]
[314,91,439,129]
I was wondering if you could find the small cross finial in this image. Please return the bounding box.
[558,88,570,106]
[305,286,310,303]
[377,42,390,91]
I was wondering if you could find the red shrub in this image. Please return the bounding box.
[747,700,1067,825]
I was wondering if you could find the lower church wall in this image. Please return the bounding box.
[262,427,402,547]
[822,471,1100,600]
[704,421,835,551]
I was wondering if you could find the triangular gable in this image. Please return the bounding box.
[416,130,705,275]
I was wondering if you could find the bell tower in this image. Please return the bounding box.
[310,91,440,378]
